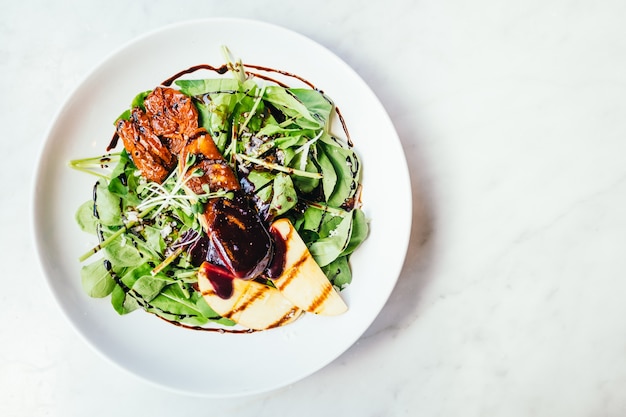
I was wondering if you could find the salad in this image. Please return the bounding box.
[71,48,368,331]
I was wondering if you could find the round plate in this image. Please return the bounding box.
[32,18,411,397]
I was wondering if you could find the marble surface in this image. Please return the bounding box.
[4,0,626,415]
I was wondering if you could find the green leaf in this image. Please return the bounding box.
[301,206,325,233]
[319,140,361,208]
[103,230,145,267]
[264,86,321,127]
[143,225,166,257]
[114,90,151,124]
[176,78,240,96]
[108,151,141,206]
[133,274,168,302]
[291,153,320,193]
[342,208,369,256]
[308,212,353,267]
[177,78,243,152]
[111,284,139,315]
[149,284,207,317]
[94,180,123,227]
[75,200,98,235]
[321,255,352,289]
[289,89,333,126]
[317,144,338,201]
[80,260,116,298]
[270,173,298,216]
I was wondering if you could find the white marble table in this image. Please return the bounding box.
[4,0,626,415]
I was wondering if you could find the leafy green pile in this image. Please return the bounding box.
[72,59,368,329]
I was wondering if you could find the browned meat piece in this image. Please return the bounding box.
[179,132,240,195]
[144,86,199,155]
[116,108,175,183]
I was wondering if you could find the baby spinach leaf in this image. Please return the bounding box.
[263,86,321,127]
[114,90,152,124]
[270,173,297,216]
[143,225,166,257]
[342,208,369,256]
[179,78,242,152]
[176,78,240,96]
[319,140,360,208]
[111,284,140,315]
[80,259,116,298]
[301,206,325,233]
[94,180,123,226]
[316,144,338,202]
[308,212,352,267]
[322,255,352,289]
[103,230,145,267]
[132,274,168,302]
[291,154,320,194]
[75,200,98,235]
[149,284,208,318]
[289,89,333,126]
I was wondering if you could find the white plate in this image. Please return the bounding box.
[32,18,411,397]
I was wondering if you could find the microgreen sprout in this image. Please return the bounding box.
[294,130,323,171]
[68,152,122,179]
[236,153,322,179]
[137,154,231,218]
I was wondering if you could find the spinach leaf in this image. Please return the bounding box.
[94,180,123,227]
[342,208,369,256]
[80,259,116,298]
[308,212,353,267]
[319,139,361,208]
[103,229,146,267]
[322,255,352,289]
[289,89,333,126]
[317,144,338,201]
[75,200,98,235]
[263,86,322,128]
[270,173,297,216]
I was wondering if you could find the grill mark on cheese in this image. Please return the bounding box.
[231,285,265,315]
[275,252,308,291]
[201,289,216,297]
[269,307,300,328]
[308,281,333,313]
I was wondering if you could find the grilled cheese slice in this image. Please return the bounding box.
[269,218,348,316]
